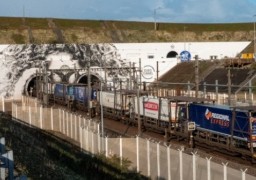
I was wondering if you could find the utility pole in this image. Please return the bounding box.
[100,80,104,137]
[156,61,159,81]
[154,9,157,31]
[139,58,142,90]
[154,7,162,31]
[254,15,256,62]
[195,55,199,98]
[129,62,132,90]
[87,59,91,117]
[227,67,232,105]
[135,59,142,135]
[43,61,48,106]
[137,75,141,136]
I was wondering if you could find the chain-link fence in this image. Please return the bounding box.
[0,96,255,180]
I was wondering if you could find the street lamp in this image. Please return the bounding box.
[154,7,162,31]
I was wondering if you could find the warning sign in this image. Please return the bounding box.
[188,122,195,131]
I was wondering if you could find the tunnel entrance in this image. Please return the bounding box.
[25,74,101,97]
[26,76,38,97]
[77,74,101,88]
[25,75,52,97]
[167,51,178,58]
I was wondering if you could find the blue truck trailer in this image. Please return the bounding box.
[53,83,97,116]
[188,103,256,159]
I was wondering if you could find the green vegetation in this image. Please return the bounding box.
[0,17,23,29]
[24,18,49,29]
[55,19,102,29]
[158,22,253,32]
[0,17,253,32]
[11,33,25,44]
[0,17,254,43]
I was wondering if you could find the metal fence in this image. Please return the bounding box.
[0,96,255,180]
[149,82,256,106]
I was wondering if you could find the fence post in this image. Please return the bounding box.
[206,157,212,180]
[98,133,101,153]
[65,110,67,134]
[58,109,61,132]
[91,131,94,155]
[51,107,53,130]
[78,116,80,127]
[241,169,247,180]
[66,112,69,136]
[11,101,13,117]
[62,110,64,134]
[105,136,108,157]
[75,115,77,140]
[40,106,43,129]
[167,145,171,180]
[120,136,123,166]
[22,96,24,111]
[35,101,37,112]
[222,162,228,180]
[89,119,91,129]
[29,106,32,126]
[86,126,89,151]
[2,96,5,112]
[12,102,13,117]
[157,142,160,178]
[62,110,65,134]
[136,136,139,173]
[147,139,151,177]
[70,113,73,138]
[97,123,100,135]
[178,147,184,180]
[192,152,197,180]
[80,126,83,150]
[15,103,17,118]
[83,118,86,127]
[215,80,219,104]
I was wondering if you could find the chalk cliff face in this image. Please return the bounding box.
[0,44,130,98]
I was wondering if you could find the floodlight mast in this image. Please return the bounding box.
[154,7,162,31]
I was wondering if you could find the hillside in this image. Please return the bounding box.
[0,17,254,44]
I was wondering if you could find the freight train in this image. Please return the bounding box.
[49,82,256,161]
[97,90,256,161]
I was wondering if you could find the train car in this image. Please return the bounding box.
[188,103,256,159]
[53,83,72,105]
[73,85,97,112]
[53,83,97,116]
[134,96,180,131]
[97,90,134,120]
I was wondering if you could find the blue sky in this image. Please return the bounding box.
[1,0,256,23]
